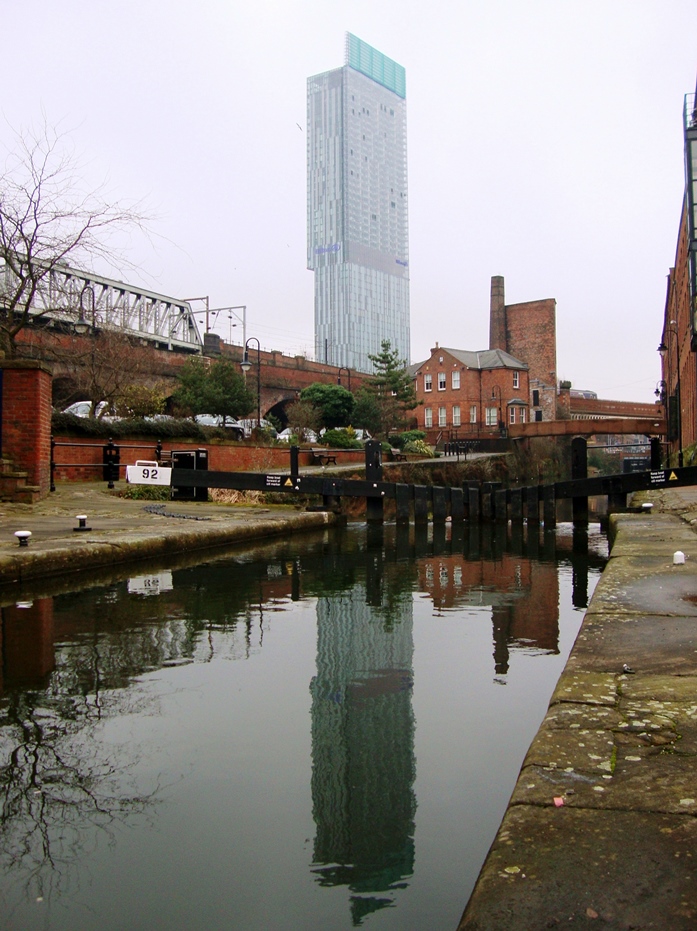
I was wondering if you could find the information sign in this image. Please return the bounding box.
[126,460,172,486]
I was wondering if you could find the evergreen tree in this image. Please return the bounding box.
[299,383,354,429]
[357,340,418,437]
[173,358,254,423]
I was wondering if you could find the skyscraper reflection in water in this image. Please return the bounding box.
[309,584,415,925]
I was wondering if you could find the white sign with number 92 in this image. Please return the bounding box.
[126,460,172,486]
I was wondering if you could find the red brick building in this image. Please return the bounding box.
[660,198,694,463]
[412,344,530,444]
[658,77,697,464]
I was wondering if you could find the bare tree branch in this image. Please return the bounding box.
[0,119,148,357]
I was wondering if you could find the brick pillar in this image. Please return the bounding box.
[489,275,507,351]
[1,360,53,497]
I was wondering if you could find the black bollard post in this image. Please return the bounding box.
[364,440,384,523]
[395,483,411,523]
[432,486,447,522]
[494,488,508,523]
[650,436,662,470]
[510,488,523,523]
[543,484,557,529]
[571,436,588,526]
[525,486,540,524]
[450,487,465,522]
[414,485,430,523]
[50,435,56,492]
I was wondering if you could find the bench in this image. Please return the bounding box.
[389,449,407,462]
[310,449,338,466]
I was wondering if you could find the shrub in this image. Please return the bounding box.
[321,428,363,449]
[403,438,433,457]
[119,484,170,501]
[390,430,426,450]
[52,412,208,440]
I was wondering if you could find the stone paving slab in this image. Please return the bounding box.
[567,614,697,674]
[459,807,697,930]
[584,555,697,616]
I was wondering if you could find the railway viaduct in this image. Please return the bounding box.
[17,325,365,425]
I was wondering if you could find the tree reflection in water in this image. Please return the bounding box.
[0,604,163,914]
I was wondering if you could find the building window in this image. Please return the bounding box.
[535,409,543,422]
[486,407,497,427]
[425,407,433,427]
[424,374,432,392]
[509,407,516,424]
[532,389,540,407]
[452,370,460,389]
[437,372,446,391]
[520,408,527,423]
[470,405,477,423]
[452,405,461,426]
[438,406,447,427]
[513,370,520,389]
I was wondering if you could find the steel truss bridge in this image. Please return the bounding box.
[5,261,203,352]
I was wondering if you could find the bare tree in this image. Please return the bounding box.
[55,328,156,418]
[0,120,146,357]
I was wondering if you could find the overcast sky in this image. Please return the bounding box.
[4,0,697,401]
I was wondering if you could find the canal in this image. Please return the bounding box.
[0,522,607,930]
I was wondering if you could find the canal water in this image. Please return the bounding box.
[0,522,607,931]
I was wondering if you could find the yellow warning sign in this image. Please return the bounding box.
[284,478,293,486]
[669,471,678,481]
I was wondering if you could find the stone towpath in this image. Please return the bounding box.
[0,482,338,587]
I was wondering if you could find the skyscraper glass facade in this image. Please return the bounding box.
[307,34,410,372]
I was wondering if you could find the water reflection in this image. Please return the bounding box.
[310,547,416,924]
[0,523,606,928]
[0,599,160,912]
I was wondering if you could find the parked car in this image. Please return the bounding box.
[236,419,278,438]
[62,401,115,420]
[194,415,245,438]
[277,428,318,443]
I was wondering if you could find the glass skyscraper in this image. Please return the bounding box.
[307,34,410,373]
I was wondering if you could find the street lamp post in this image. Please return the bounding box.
[240,337,261,431]
[75,284,96,335]
[658,319,683,467]
[337,367,351,391]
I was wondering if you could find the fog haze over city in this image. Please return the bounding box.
[4,0,697,401]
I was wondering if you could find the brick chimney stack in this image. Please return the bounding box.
[489,275,506,351]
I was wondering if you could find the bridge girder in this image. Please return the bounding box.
[7,261,203,352]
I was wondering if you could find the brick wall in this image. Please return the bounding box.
[413,348,530,444]
[661,201,694,458]
[1,361,52,495]
[50,436,368,483]
[569,397,660,420]
[488,277,558,421]
[505,298,557,420]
